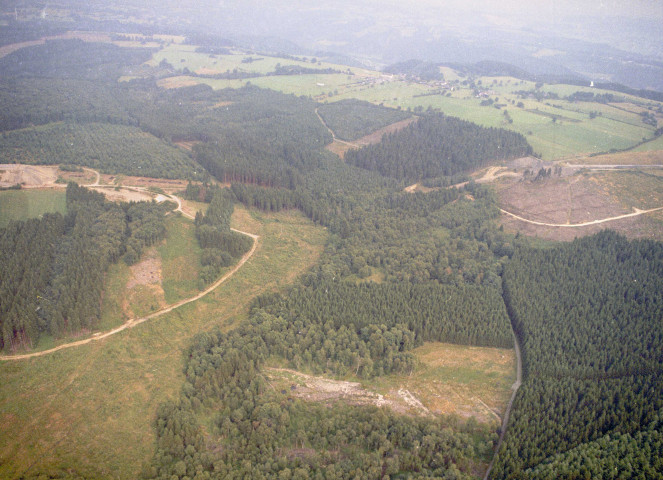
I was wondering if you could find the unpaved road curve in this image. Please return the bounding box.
[500,206,663,227]
[0,176,259,361]
[0,229,257,361]
[314,108,358,148]
[564,164,663,170]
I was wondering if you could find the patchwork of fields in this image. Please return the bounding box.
[149,45,662,160]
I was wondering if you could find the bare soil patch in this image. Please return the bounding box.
[125,248,167,317]
[325,140,357,159]
[174,141,198,151]
[0,164,58,188]
[265,368,430,417]
[212,101,234,108]
[90,186,153,203]
[157,76,199,89]
[195,67,221,75]
[496,171,660,241]
[354,116,418,147]
[126,248,163,290]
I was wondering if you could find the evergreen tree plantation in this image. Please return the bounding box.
[0,5,662,479]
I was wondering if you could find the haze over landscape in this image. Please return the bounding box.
[0,1,662,479]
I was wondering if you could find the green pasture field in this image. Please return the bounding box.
[175,73,364,98]
[634,134,663,151]
[335,81,656,159]
[156,59,662,160]
[0,189,66,228]
[148,44,367,77]
[0,206,328,480]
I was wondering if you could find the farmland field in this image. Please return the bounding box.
[148,44,364,77]
[0,189,66,228]
[167,62,661,160]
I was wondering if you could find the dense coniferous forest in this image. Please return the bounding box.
[491,232,663,479]
[0,78,132,130]
[0,184,172,349]
[0,123,200,178]
[344,114,532,181]
[194,190,253,286]
[1,32,662,480]
[0,39,153,80]
[316,99,411,141]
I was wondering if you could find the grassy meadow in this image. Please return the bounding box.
[0,189,66,228]
[0,206,328,479]
[366,342,516,425]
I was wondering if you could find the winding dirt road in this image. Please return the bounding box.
[500,206,663,228]
[0,170,259,361]
[483,318,522,480]
[314,108,358,148]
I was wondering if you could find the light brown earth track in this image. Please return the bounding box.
[0,167,259,361]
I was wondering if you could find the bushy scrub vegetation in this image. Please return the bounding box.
[0,184,172,350]
[317,99,411,141]
[491,231,663,479]
[0,123,200,179]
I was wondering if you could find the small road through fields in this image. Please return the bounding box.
[500,206,663,227]
[0,169,259,361]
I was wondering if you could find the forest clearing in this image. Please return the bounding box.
[266,340,516,424]
[0,206,327,478]
[495,158,663,241]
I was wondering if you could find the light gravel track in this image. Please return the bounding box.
[0,170,258,361]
